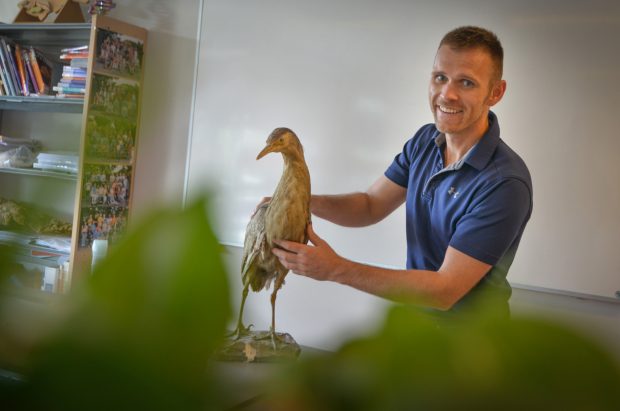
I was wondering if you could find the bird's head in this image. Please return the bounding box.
[256,127,304,160]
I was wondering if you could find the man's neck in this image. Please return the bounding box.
[443,118,489,167]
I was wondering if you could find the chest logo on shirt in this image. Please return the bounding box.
[448,186,460,199]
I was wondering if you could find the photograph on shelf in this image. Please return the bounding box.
[94,28,144,79]
[81,163,132,209]
[90,74,140,118]
[79,163,132,248]
[85,113,136,161]
[78,204,128,248]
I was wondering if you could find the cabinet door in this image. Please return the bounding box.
[71,16,147,279]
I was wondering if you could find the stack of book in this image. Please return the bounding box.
[33,151,79,174]
[54,45,89,98]
[0,36,52,96]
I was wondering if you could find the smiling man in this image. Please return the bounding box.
[272,26,533,319]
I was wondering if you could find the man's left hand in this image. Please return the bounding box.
[272,224,345,281]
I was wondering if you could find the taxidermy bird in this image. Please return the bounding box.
[231,127,311,347]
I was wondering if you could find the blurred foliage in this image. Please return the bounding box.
[1,196,620,410]
[266,305,620,411]
[1,197,231,410]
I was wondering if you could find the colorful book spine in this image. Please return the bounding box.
[69,58,88,69]
[52,86,86,93]
[14,44,29,96]
[28,46,46,93]
[0,38,18,95]
[4,41,23,96]
[0,41,15,96]
[21,48,39,94]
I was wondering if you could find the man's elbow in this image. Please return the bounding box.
[433,286,468,311]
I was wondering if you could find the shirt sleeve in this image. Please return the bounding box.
[449,178,532,266]
[384,133,421,188]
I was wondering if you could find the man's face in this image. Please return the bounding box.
[429,45,505,140]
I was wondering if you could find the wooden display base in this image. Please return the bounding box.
[13,0,85,23]
[216,330,301,363]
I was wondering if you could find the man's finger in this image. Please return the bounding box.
[273,239,303,253]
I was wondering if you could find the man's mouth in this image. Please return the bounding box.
[438,105,461,114]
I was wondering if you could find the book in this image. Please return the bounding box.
[70,58,88,69]
[0,42,14,96]
[0,38,18,95]
[21,48,39,94]
[4,41,23,96]
[61,45,88,53]
[28,46,45,93]
[58,79,86,86]
[63,65,86,72]
[14,44,29,96]
[61,76,86,82]
[60,52,89,59]
[52,86,86,94]
[62,69,87,77]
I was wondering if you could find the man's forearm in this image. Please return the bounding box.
[310,176,406,227]
[311,193,377,227]
[328,257,456,310]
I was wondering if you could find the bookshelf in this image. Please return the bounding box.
[0,16,147,294]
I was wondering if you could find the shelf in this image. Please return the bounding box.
[0,16,147,289]
[0,166,78,181]
[0,95,84,113]
[0,22,91,50]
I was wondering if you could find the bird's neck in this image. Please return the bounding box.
[276,153,311,194]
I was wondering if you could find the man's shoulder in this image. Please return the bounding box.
[414,122,439,141]
[493,139,532,185]
[403,123,439,153]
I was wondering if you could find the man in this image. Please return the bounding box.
[272,26,533,317]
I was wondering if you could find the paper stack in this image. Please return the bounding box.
[33,151,79,174]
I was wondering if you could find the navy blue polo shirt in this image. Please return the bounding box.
[385,111,532,314]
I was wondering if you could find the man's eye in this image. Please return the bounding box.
[434,74,447,82]
[462,79,475,87]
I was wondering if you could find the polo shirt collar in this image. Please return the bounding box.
[466,111,501,170]
[433,111,501,171]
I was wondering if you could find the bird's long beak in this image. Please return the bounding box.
[256,144,275,160]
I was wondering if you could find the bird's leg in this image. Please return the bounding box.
[268,275,286,350]
[227,283,253,340]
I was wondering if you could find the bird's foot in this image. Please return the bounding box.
[254,327,282,350]
[226,323,254,341]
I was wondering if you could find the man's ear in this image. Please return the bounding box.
[488,79,507,107]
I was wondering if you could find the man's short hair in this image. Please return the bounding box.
[439,26,504,81]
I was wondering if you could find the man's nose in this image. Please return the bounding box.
[440,81,458,101]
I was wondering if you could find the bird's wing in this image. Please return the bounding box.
[240,204,268,281]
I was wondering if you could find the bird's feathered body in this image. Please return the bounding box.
[241,154,311,292]
[233,128,310,342]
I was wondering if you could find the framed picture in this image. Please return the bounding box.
[78,204,129,248]
[90,74,140,118]
[79,163,132,248]
[85,113,136,161]
[94,28,144,79]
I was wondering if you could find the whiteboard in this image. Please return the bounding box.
[187,0,620,300]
